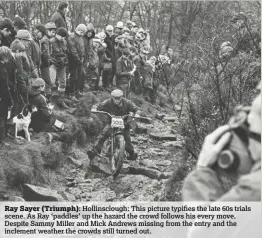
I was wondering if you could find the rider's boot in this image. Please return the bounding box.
[127,151,137,161]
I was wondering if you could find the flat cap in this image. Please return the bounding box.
[111,89,123,97]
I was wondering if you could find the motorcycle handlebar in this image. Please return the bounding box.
[91,110,136,120]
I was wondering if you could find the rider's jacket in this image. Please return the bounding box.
[97,98,139,116]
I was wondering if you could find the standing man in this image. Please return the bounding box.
[49,27,69,109]
[50,1,69,30]
[115,48,135,98]
[67,24,86,99]
[34,24,52,96]
[104,25,115,89]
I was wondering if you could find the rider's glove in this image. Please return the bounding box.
[134,113,140,118]
[128,112,134,116]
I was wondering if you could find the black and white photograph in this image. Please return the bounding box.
[0,0,260,205]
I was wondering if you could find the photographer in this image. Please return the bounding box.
[182,89,261,201]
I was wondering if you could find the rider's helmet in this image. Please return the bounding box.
[111,89,123,105]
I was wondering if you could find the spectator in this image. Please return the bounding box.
[83,23,95,54]
[50,1,69,30]
[67,24,86,99]
[182,88,261,201]
[126,20,134,31]
[16,29,39,79]
[10,39,30,112]
[0,46,14,146]
[87,36,101,91]
[116,48,134,98]
[34,24,52,97]
[49,27,69,109]
[29,78,54,133]
[0,46,16,117]
[0,18,14,47]
[104,25,116,89]
[45,22,57,39]
[13,16,27,32]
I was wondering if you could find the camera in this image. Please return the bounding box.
[215,106,254,175]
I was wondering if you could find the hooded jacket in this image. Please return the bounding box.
[50,10,68,30]
[67,31,85,65]
[83,23,95,55]
[104,32,115,61]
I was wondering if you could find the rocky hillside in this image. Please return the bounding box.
[0,88,196,202]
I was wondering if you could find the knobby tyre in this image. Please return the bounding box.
[112,134,125,178]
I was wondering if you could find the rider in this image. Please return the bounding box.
[87,89,141,161]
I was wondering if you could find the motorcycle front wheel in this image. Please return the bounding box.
[111,134,125,178]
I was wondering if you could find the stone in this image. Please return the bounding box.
[163,116,176,122]
[66,107,77,114]
[10,196,25,202]
[135,117,153,124]
[155,160,172,167]
[91,156,112,175]
[65,177,75,182]
[159,172,172,179]
[23,184,64,201]
[147,148,169,156]
[128,166,161,179]
[162,141,183,148]
[174,105,182,111]
[149,132,177,141]
[67,156,83,168]
[134,124,148,134]
[139,159,160,171]
[155,113,165,120]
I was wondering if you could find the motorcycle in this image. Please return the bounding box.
[91,109,136,178]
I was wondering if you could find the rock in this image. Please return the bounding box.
[135,117,153,124]
[146,148,169,156]
[134,124,148,134]
[159,172,172,179]
[174,105,182,111]
[163,116,176,122]
[66,107,77,114]
[155,160,172,167]
[149,132,177,141]
[139,159,160,171]
[59,191,76,201]
[89,188,116,201]
[162,141,183,148]
[67,156,83,168]
[10,196,25,201]
[91,156,112,175]
[66,182,76,187]
[155,113,165,120]
[65,177,75,182]
[128,166,161,179]
[23,184,64,201]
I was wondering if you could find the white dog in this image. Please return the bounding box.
[12,105,37,141]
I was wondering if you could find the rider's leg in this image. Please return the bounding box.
[87,124,111,160]
[94,124,111,153]
[123,128,137,160]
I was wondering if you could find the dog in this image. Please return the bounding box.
[12,105,37,141]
